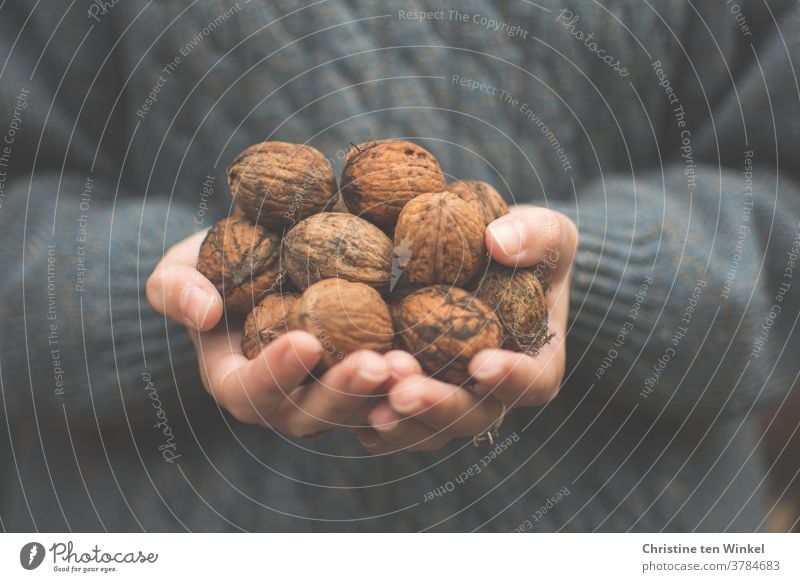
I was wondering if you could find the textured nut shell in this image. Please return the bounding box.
[394,191,487,287]
[288,279,394,369]
[397,286,502,384]
[227,141,337,228]
[474,265,550,353]
[340,140,446,227]
[448,180,509,225]
[283,212,393,292]
[197,217,285,314]
[241,293,298,359]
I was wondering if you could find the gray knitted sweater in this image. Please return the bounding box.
[1,0,798,532]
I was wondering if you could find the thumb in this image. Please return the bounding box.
[485,207,577,281]
[146,229,223,330]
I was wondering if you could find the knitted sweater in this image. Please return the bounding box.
[1,0,798,532]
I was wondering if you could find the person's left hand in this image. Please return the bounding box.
[356,205,578,453]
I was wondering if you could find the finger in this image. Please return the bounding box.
[383,350,423,380]
[366,402,453,452]
[386,375,505,438]
[199,330,323,425]
[485,207,578,280]
[470,347,564,407]
[279,350,391,436]
[343,349,422,430]
[146,230,222,331]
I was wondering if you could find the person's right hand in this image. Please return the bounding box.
[145,229,396,438]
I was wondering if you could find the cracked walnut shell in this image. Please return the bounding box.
[227,141,337,229]
[197,216,285,315]
[283,212,393,293]
[340,140,446,227]
[287,278,394,370]
[474,264,551,354]
[396,286,502,384]
[394,191,487,287]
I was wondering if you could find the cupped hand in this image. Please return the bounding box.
[145,230,397,437]
[359,206,578,453]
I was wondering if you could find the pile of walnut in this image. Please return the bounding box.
[197,139,551,385]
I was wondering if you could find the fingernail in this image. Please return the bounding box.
[283,333,323,368]
[373,420,398,433]
[180,286,214,328]
[488,221,523,257]
[391,395,420,415]
[473,365,502,382]
[358,431,381,448]
[357,367,389,384]
[389,355,420,379]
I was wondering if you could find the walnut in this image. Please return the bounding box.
[340,140,446,227]
[474,264,551,354]
[394,191,487,287]
[287,278,394,369]
[396,286,502,384]
[227,141,337,229]
[241,293,298,359]
[197,216,285,314]
[448,179,509,225]
[283,212,393,292]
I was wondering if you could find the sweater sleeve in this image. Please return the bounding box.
[554,1,800,418]
[0,2,213,429]
[0,175,206,427]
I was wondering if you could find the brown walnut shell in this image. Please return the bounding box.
[197,217,285,314]
[340,140,446,227]
[474,265,551,354]
[394,191,487,287]
[396,286,502,384]
[448,180,509,225]
[287,278,394,369]
[241,293,298,359]
[227,141,337,229]
[283,212,393,292]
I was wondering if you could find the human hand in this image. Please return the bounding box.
[357,206,578,453]
[145,230,398,437]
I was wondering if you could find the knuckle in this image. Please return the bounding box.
[539,209,564,252]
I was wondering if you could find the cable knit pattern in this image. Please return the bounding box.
[0,0,798,531]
